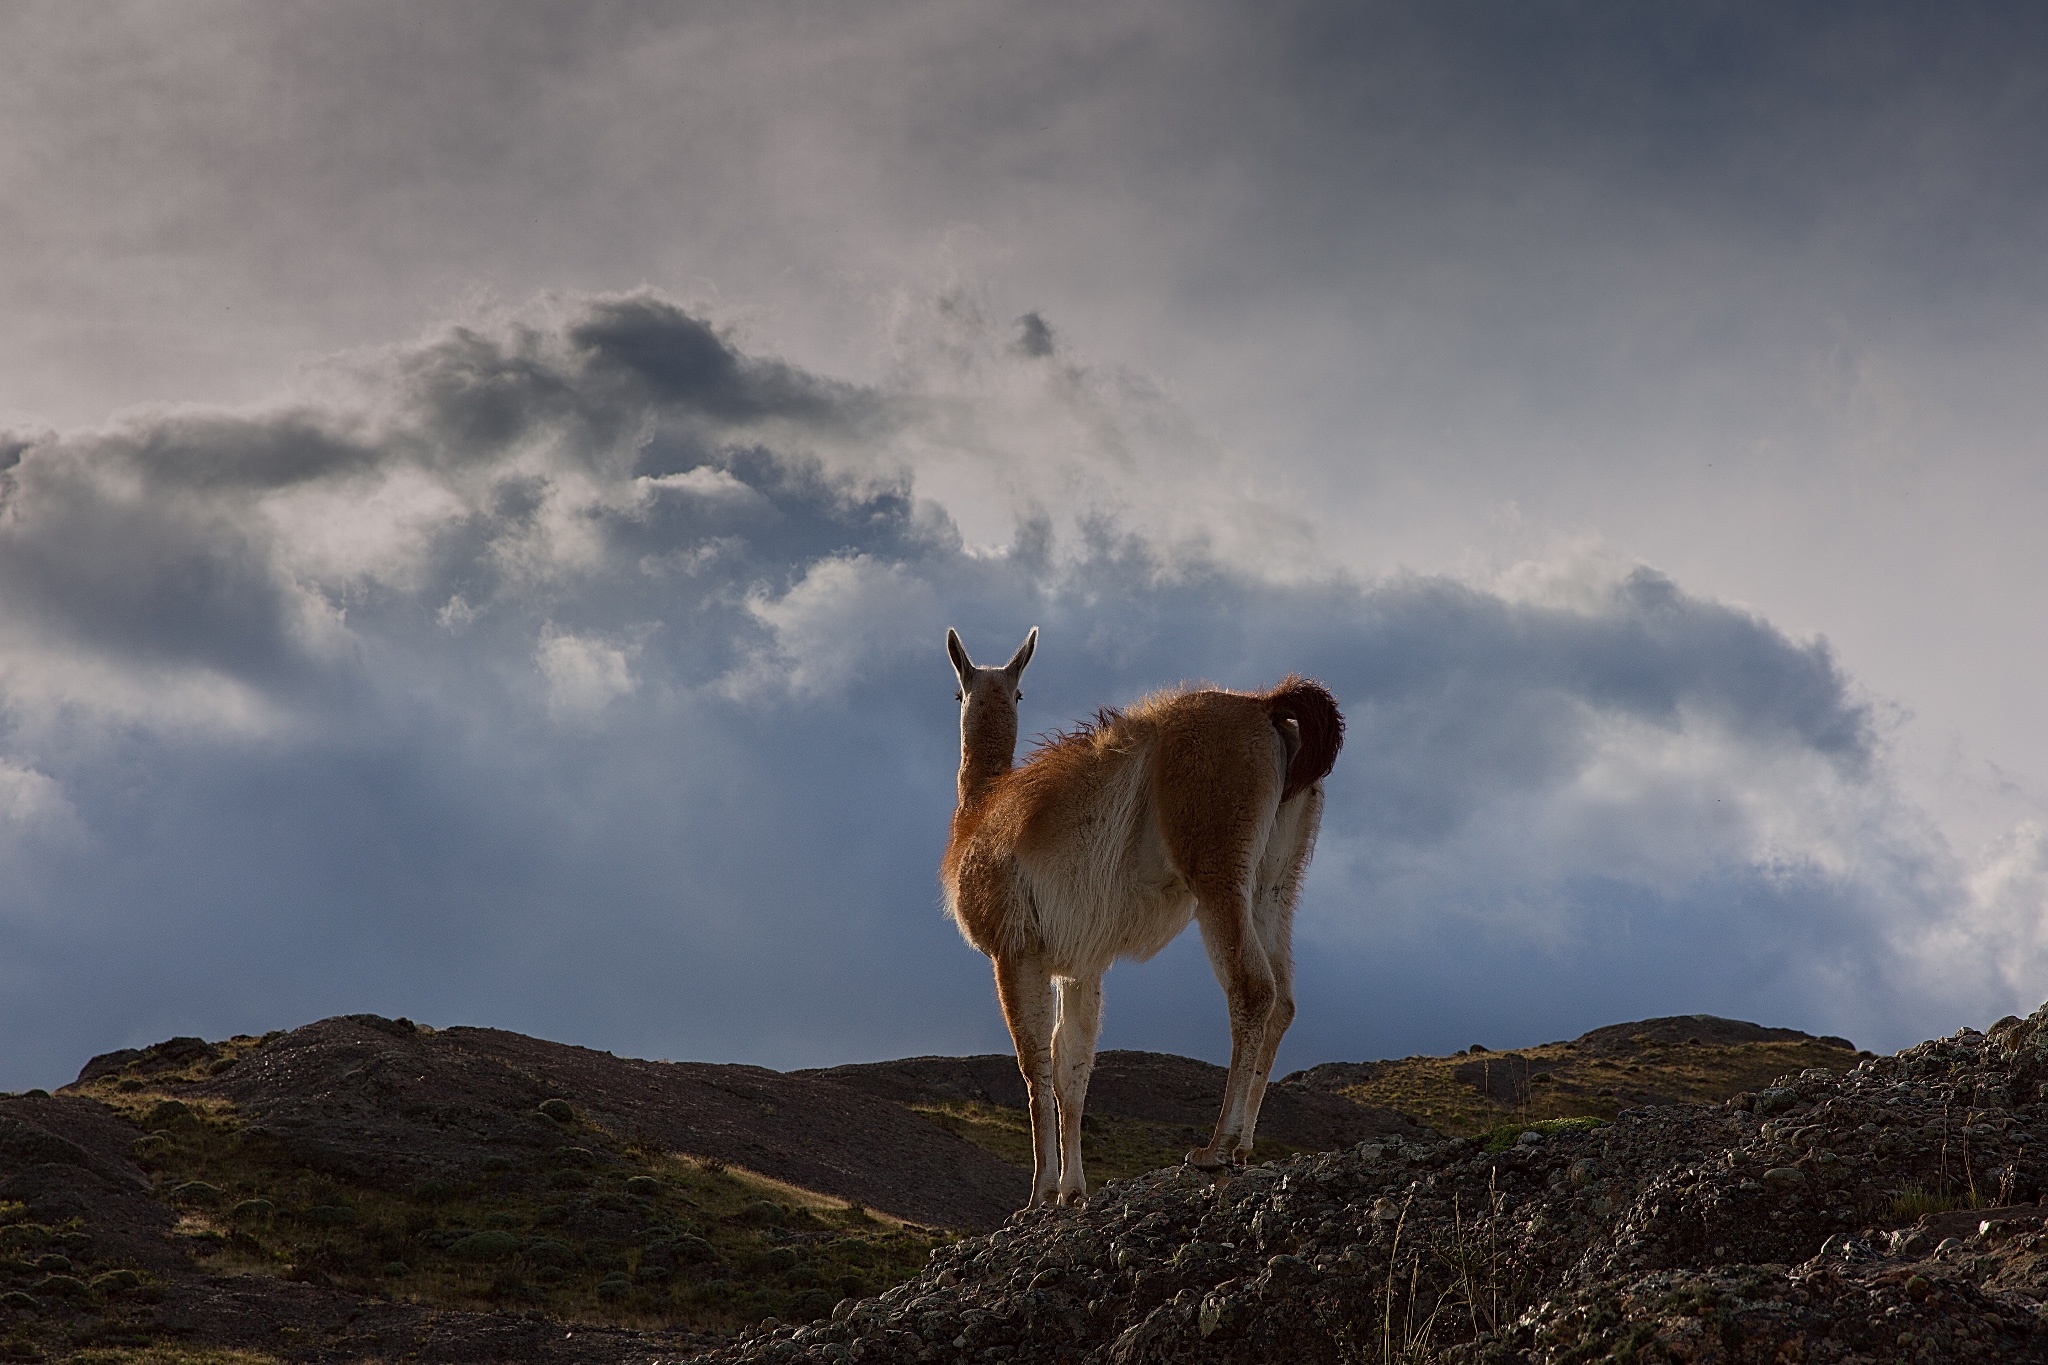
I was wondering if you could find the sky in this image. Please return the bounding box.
[3,2,2046,1091]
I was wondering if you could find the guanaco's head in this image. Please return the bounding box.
[946,626,1036,777]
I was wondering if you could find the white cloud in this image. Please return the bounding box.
[263,464,467,591]
[436,594,479,632]
[1961,820,2048,1002]
[736,554,940,698]
[0,759,83,853]
[536,626,641,718]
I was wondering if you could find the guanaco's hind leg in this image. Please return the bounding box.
[1231,910,1296,1162]
[1232,786,1320,1158]
[1185,872,1279,1170]
[994,954,1060,1207]
[1051,973,1103,1204]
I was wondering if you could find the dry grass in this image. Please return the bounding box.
[1887,1178,1984,1223]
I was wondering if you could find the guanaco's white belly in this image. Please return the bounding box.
[1010,746,1200,975]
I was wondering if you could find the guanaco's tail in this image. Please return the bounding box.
[1264,675,1344,801]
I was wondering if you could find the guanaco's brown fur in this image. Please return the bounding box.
[940,627,1342,1206]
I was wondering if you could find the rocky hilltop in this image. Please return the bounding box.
[707,1008,2048,1363]
[0,1008,2042,1362]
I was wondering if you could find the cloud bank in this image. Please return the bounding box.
[0,293,2036,1089]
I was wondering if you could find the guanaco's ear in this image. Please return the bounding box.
[1003,626,1038,680]
[946,628,975,686]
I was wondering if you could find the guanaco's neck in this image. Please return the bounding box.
[956,703,1018,810]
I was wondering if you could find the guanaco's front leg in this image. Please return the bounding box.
[1051,973,1103,1204]
[994,954,1060,1206]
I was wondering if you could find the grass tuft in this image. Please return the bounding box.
[1888,1179,1982,1223]
[1479,1116,1605,1153]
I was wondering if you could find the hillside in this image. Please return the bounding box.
[0,1012,1424,1359]
[3,1009,2042,1361]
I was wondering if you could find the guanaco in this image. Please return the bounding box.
[940,627,1341,1206]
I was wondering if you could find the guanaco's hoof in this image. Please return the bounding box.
[1183,1147,1229,1171]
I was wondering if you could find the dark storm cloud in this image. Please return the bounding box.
[386,299,882,473]
[0,417,349,690]
[1013,314,1055,359]
[0,291,2002,1092]
[567,298,869,426]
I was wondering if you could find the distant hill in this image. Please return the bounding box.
[1282,1012,1866,1137]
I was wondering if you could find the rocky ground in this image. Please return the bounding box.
[703,1006,2048,1363]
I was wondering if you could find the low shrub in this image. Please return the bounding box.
[447,1231,523,1262]
[297,1205,357,1227]
[142,1100,195,1128]
[410,1178,464,1201]
[524,1238,578,1267]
